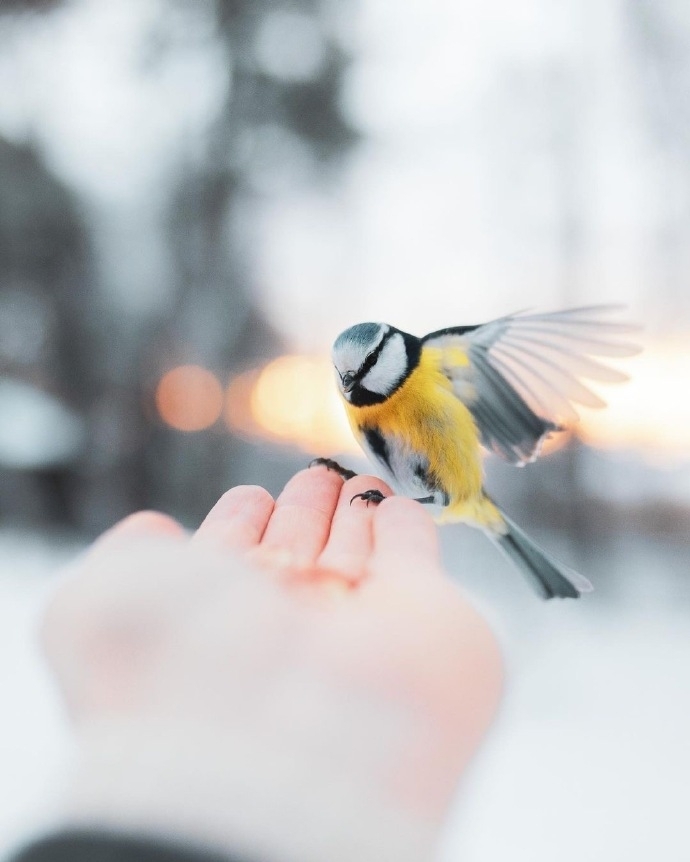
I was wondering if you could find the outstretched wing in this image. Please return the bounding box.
[422,305,640,465]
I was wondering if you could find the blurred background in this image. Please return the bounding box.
[1,0,689,859]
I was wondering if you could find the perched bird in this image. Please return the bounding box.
[318,306,639,599]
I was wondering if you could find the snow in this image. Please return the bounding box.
[0,531,80,854]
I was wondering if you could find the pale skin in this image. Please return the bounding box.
[41,466,503,862]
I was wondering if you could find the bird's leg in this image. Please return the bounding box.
[312,458,436,507]
[350,491,437,507]
[309,457,358,481]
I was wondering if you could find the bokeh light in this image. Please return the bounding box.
[225,342,690,462]
[579,342,690,459]
[225,355,357,454]
[155,365,224,432]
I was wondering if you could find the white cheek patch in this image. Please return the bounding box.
[332,327,388,378]
[361,332,407,395]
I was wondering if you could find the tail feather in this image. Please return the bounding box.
[490,511,593,600]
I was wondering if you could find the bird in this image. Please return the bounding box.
[316,306,639,599]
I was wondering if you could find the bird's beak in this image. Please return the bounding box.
[340,373,355,393]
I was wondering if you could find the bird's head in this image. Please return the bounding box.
[331,322,419,406]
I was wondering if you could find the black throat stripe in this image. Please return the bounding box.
[363,427,392,472]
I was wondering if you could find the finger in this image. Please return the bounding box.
[370,497,442,582]
[90,511,186,553]
[317,474,393,583]
[192,485,274,551]
[257,465,343,567]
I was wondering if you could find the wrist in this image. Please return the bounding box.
[60,717,441,862]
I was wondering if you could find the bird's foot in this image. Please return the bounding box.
[309,457,358,482]
[350,489,387,507]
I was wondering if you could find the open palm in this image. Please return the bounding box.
[42,466,502,862]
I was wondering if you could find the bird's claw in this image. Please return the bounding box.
[350,489,386,507]
[309,457,358,481]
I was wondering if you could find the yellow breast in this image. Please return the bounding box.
[342,346,484,503]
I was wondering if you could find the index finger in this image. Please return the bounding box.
[193,485,274,551]
[370,497,442,581]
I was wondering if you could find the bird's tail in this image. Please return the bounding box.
[489,509,593,600]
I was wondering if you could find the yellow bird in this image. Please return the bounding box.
[317,306,638,599]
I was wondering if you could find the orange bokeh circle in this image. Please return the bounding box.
[156,365,224,432]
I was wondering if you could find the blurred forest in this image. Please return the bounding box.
[0,0,356,532]
[1,0,690,547]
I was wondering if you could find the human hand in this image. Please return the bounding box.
[42,466,502,862]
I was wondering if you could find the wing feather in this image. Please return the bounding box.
[498,333,630,383]
[496,339,608,408]
[491,346,581,424]
[423,305,640,464]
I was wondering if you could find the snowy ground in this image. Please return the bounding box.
[0,530,80,853]
[1,526,689,861]
[439,526,690,861]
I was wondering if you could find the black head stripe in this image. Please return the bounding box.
[354,329,391,383]
[354,329,421,389]
[402,331,421,373]
[346,327,422,407]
